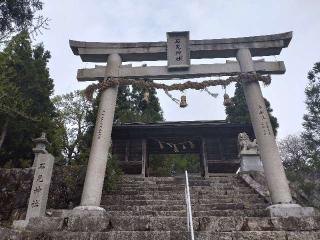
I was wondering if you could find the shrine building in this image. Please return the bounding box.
[111,120,254,176]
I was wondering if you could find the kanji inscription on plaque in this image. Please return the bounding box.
[167,31,190,70]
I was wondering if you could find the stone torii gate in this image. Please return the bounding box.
[70,31,314,217]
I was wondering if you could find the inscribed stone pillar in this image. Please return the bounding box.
[236,48,292,204]
[13,153,54,230]
[78,54,121,209]
[27,153,55,219]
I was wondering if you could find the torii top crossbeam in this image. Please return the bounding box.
[70,32,292,81]
[70,32,292,62]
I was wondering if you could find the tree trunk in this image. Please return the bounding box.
[0,118,9,151]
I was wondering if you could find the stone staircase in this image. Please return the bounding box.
[2,174,320,239]
[101,175,269,218]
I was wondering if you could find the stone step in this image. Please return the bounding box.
[105,190,257,197]
[6,228,320,240]
[48,208,269,219]
[102,203,267,212]
[115,183,250,189]
[120,175,238,181]
[62,215,319,232]
[117,177,246,183]
[107,184,255,191]
[117,179,244,186]
[194,203,268,211]
[101,193,263,201]
[6,215,320,232]
[113,180,249,185]
[105,209,269,217]
[101,198,266,206]
[112,216,319,232]
[117,178,246,184]
[110,186,253,192]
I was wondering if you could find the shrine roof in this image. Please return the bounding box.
[112,120,254,139]
[114,120,234,128]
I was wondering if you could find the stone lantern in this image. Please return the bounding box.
[32,132,49,167]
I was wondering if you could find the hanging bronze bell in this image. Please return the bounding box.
[223,93,233,106]
[143,91,150,103]
[180,95,188,108]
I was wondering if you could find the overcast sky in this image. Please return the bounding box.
[36,0,320,139]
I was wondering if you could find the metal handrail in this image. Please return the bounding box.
[185,170,195,240]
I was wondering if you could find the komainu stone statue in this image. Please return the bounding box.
[238,132,259,155]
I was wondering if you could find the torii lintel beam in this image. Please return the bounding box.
[77,61,285,81]
[70,32,292,63]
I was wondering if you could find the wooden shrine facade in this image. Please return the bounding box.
[111,120,254,176]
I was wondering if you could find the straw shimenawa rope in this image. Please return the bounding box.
[84,73,271,101]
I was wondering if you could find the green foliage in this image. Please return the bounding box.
[225,82,279,136]
[62,165,84,188]
[113,86,134,122]
[279,134,310,172]
[129,82,163,122]
[0,0,47,42]
[3,158,31,168]
[301,62,320,170]
[149,154,200,177]
[0,32,55,167]
[113,83,163,123]
[300,181,316,196]
[104,155,123,191]
[52,90,92,165]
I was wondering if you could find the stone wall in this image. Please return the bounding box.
[0,166,87,225]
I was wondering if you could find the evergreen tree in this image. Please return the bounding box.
[52,90,92,165]
[225,82,279,136]
[0,0,48,42]
[301,62,320,169]
[94,83,163,124]
[114,85,136,123]
[0,32,55,167]
[129,81,163,122]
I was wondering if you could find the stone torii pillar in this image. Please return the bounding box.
[75,53,121,211]
[236,48,292,204]
[237,49,314,216]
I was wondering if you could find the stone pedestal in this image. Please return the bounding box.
[12,212,110,232]
[268,204,316,217]
[238,133,263,173]
[240,154,264,173]
[77,54,122,210]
